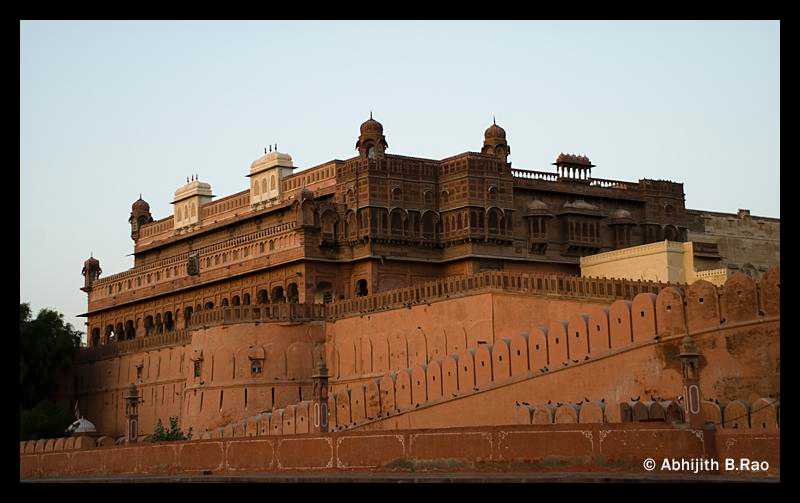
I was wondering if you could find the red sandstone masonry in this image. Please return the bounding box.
[20,423,778,480]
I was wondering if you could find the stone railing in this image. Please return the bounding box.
[78,329,191,363]
[187,303,326,330]
[510,169,559,182]
[587,177,640,191]
[323,271,669,321]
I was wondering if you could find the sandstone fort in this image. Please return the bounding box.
[21,116,780,480]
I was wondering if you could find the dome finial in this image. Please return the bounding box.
[493,115,496,125]
[370,110,373,119]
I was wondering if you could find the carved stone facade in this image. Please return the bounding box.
[72,116,779,439]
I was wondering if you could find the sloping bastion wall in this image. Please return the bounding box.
[320,268,778,433]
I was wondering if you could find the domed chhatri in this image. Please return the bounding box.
[81,254,102,291]
[129,194,154,240]
[481,117,510,163]
[131,196,150,213]
[553,153,595,179]
[360,111,384,134]
[66,417,97,436]
[356,112,388,159]
[484,118,506,140]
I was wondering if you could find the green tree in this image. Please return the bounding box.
[19,302,82,440]
[151,416,192,442]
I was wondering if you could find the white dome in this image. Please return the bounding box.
[66,418,96,435]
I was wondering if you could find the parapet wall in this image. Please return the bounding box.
[19,423,779,480]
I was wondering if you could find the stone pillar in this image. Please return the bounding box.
[124,384,142,443]
[309,355,330,434]
[678,335,703,428]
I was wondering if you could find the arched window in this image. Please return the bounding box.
[191,203,196,217]
[390,210,403,236]
[221,298,229,307]
[261,179,267,194]
[243,293,251,305]
[391,187,402,201]
[422,211,436,239]
[232,295,241,306]
[271,286,285,303]
[183,306,193,328]
[355,279,369,297]
[91,328,101,347]
[124,320,135,340]
[205,301,214,310]
[164,311,174,332]
[257,289,269,304]
[315,281,334,304]
[488,209,500,234]
[287,283,299,303]
[144,315,154,336]
[270,175,276,191]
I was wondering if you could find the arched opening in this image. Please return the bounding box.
[155,313,163,334]
[221,298,229,307]
[271,286,286,303]
[105,325,114,344]
[115,323,124,341]
[205,301,214,310]
[183,306,193,328]
[314,281,334,304]
[91,328,100,347]
[232,295,241,306]
[144,315,154,336]
[164,311,174,332]
[421,211,436,240]
[286,283,300,303]
[243,293,251,305]
[124,320,135,340]
[257,289,269,304]
[487,208,500,234]
[663,225,677,241]
[320,211,338,241]
[355,279,369,297]
[390,209,404,237]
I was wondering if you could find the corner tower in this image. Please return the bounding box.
[481,118,510,163]
[128,195,153,240]
[81,255,101,292]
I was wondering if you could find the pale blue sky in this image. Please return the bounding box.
[20,21,780,337]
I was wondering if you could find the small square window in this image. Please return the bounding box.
[251,360,263,376]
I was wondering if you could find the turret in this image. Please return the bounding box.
[81,255,101,292]
[173,177,213,230]
[553,153,594,180]
[248,148,294,208]
[128,195,153,240]
[356,112,388,160]
[481,118,510,163]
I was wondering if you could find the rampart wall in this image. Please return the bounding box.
[20,423,779,480]
[320,269,778,433]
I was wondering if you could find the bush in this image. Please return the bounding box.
[152,416,192,442]
[20,400,74,441]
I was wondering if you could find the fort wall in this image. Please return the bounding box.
[20,423,779,480]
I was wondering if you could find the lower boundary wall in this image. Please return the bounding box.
[20,423,778,481]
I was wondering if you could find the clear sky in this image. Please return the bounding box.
[20,20,780,338]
